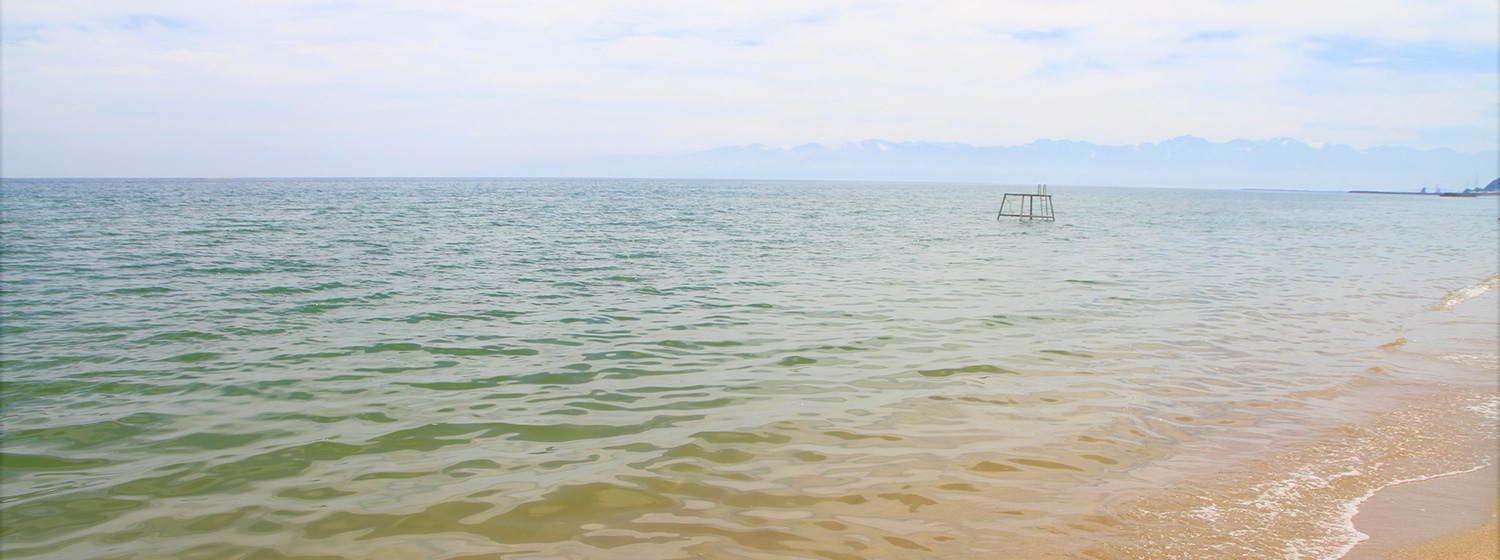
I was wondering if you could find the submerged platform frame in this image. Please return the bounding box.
[997,189,1055,221]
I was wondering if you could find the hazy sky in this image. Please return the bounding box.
[3,1,1496,177]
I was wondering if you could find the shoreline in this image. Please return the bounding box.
[1341,463,1499,559]
[1340,279,1500,560]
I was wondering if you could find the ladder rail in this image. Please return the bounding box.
[996,193,1056,221]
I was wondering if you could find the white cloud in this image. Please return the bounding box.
[2,0,1495,176]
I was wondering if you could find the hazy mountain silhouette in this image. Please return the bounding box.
[475,136,1498,191]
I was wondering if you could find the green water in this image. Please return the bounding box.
[2,179,1496,559]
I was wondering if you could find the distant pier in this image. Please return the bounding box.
[1350,190,1496,197]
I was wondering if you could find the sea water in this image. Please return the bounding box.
[2,179,1496,559]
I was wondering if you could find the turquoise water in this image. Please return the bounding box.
[2,179,1496,559]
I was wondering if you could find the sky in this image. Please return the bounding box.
[2,0,1497,178]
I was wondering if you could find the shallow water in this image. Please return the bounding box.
[2,179,1496,559]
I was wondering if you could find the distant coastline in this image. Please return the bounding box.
[1350,190,1499,197]
[1351,178,1500,197]
[1244,188,1331,193]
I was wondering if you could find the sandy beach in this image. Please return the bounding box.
[1343,464,1499,559]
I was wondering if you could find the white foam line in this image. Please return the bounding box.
[1326,456,1497,560]
[1434,272,1500,311]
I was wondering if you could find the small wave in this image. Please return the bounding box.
[271,350,354,362]
[1,413,171,450]
[1468,394,1500,423]
[583,350,659,361]
[159,352,221,363]
[398,376,507,390]
[357,362,460,374]
[188,267,267,275]
[1437,352,1500,371]
[5,355,115,371]
[918,364,1018,377]
[279,299,362,314]
[1434,272,1500,310]
[399,312,491,323]
[1064,279,1121,285]
[139,331,227,344]
[110,286,172,295]
[340,342,537,358]
[0,452,113,470]
[253,286,312,294]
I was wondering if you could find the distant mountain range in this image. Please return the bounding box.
[474,136,1499,191]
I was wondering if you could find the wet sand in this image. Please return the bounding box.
[1342,464,1499,559]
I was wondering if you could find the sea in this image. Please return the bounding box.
[1,178,1496,560]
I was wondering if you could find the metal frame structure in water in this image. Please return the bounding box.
[997,185,1055,221]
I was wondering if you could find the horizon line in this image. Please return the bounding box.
[0,176,1464,193]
